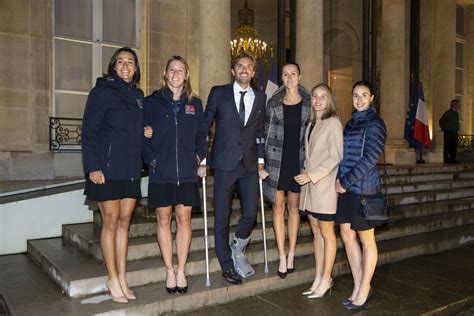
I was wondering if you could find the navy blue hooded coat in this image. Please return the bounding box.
[142,89,207,184]
[82,75,144,180]
[338,107,387,194]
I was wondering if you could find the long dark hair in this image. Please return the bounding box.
[105,47,141,85]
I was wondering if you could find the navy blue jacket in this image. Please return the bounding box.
[82,75,144,180]
[142,89,207,184]
[338,107,387,194]
[204,83,266,172]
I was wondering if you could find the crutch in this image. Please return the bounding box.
[200,163,211,287]
[258,177,269,273]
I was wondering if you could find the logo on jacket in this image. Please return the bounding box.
[185,104,195,115]
[136,99,143,109]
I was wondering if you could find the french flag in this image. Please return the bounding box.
[265,58,278,101]
[413,83,432,148]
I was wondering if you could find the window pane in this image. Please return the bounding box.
[55,39,92,91]
[54,0,92,40]
[103,0,137,46]
[102,46,121,75]
[456,5,465,35]
[455,69,463,95]
[55,92,88,118]
[456,42,464,69]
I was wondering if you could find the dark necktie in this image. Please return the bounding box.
[239,90,247,125]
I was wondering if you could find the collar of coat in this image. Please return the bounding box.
[267,84,311,122]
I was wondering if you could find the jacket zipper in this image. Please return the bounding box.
[174,114,180,186]
[106,144,112,169]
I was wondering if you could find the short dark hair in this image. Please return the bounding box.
[451,99,460,107]
[231,51,256,70]
[106,47,141,85]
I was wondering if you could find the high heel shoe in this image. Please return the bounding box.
[287,254,295,274]
[277,270,288,279]
[307,279,333,299]
[341,298,353,306]
[345,288,373,310]
[165,268,177,294]
[123,290,136,300]
[118,278,136,300]
[277,256,287,279]
[302,278,321,295]
[176,271,188,294]
[106,280,128,304]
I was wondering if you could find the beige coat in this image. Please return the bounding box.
[299,116,343,215]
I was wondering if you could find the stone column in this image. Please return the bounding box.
[465,5,474,135]
[296,0,323,88]
[199,0,231,106]
[420,0,456,162]
[380,0,415,164]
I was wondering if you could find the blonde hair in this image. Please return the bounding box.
[310,83,338,124]
[161,55,197,100]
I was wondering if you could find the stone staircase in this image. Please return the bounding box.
[27,164,474,314]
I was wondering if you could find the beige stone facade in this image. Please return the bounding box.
[0,0,472,180]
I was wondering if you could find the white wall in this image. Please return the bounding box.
[0,177,149,255]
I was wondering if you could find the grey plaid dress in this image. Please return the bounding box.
[263,85,311,203]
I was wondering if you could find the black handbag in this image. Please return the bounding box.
[359,125,389,221]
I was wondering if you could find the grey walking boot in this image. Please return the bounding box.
[230,236,255,278]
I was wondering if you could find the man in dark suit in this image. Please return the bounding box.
[204,52,266,285]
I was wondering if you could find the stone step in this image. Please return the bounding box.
[29,209,474,298]
[66,196,474,262]
[86,196,474,245]
[388,186,474,206]
[383,164,474,176]
[63,218,313,262]
[96,225,474,315]
[171,175,474,199]
[28,223,474,314]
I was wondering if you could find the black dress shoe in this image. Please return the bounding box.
[341,298,353,306]
[222,268,242,285]
[345,289,373,310]
[176,286,188,294]
[166,286,177,294]
[277,270,287,279]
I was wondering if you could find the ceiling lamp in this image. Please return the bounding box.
[230,0,267,61]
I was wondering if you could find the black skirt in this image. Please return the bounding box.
[84,178,141,202]
[148,181,201,210]
[300,209,335,222]
[335,191,388,231]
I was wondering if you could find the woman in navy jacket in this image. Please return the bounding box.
[335,81,387,310]
[82,47,151,303]
[143,55,207,294]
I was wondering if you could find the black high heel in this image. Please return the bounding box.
[345,288,373,310]
[165,268,177,294]
[287,255,295,273]
[176,286,188,294]
[277,270,288,279]
[341,298,353,306]
[176,271,188,293]
[166,286,177,294]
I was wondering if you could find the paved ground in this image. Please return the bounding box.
[172,243,474,316]
[0,243,473,315]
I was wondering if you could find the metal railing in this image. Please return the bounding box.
[49,117,82,152]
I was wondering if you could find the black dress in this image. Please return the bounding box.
[277,101,302,192]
